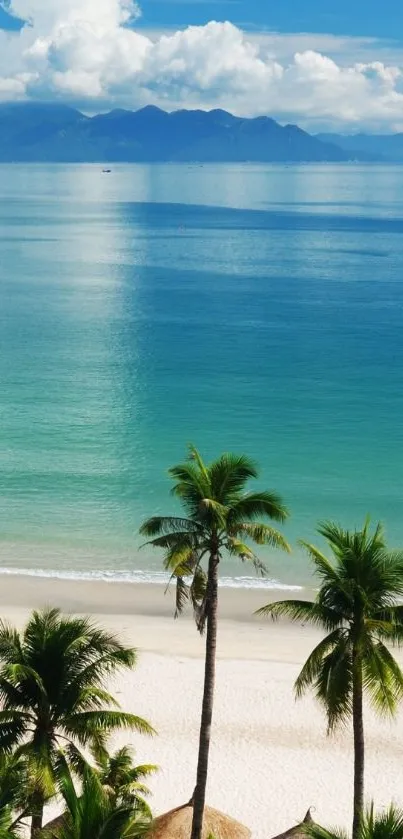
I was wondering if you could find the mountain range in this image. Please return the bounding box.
[316,132,403,161]
[0,102,402,163]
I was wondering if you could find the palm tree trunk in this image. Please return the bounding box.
[31,790,45,839]
[352,648,364,839]
[190,553,219,839]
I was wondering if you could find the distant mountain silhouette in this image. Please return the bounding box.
[316,132,403,161]
[0,102,357,162]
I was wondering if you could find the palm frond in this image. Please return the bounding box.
[314,635,353,732]
[140,532,198,551]
[0,622,23,664]
[64,710,155,743]
[252,556,268,577]
[0,710,32,753]
[169,460,211,507]
[209,453,258,501]
[20,740,56,799]
[370,605,403,645]
[193,587,209,635]
[126,765,157,781]
[299,541,341,584]
[189,567,207,611]
[53,751,80,818]
[187,445,210,477]
[60,742,92,782]
[174,577,189,618]
[362,640,403,715]
[295,629,348,698]
[233,522,290,551]
[226,538,255,561]
[361,802,403,839]
[101,810,151,839]
[0,676,35,710]
[198,497,227,526]
[0,751,31,814]
[139,517,202,539]
[0,806,23,839]
[73,687,119,712]
[228,491,289,524]
[163,543,200,574]
[256,599,343,631]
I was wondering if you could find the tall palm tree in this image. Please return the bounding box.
[47,760,151,839]
[304,803,403,839]
[140,446,289,839]
[257,521,403,839]
[95,746,157,816]
[0,608,153,839]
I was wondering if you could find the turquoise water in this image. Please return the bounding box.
[1,163,403,588]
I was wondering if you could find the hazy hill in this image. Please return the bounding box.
[0,102,352,162]
[316,132,403,161]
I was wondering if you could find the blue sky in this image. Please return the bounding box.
[135,0,403,40]
[1,0,402,38]
[0,4,22,29]
[1,0,403,130]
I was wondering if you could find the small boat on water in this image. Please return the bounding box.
[102,168,112,173]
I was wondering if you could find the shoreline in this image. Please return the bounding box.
[0,573,310,621]
[0,574,320,663]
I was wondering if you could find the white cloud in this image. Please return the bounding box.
[1,0,403,130]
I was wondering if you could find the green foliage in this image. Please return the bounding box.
[304,804,403,839]
[140,446,289,630]
[0,754,28,838]
[361,803,403,839]
[49,759,151,839]
[0,752,29,813]
[94,746,157,816]
[257,520,403,731]
[0,807,21,839]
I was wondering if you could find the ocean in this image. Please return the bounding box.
[1,162,403,590]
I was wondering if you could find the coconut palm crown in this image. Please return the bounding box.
[140,446,290,629]
[0,608,153,839]
[95,746,157,816]
[140,446,289,839]
[257,520,403,839]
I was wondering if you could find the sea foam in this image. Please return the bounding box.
[0,566,302,590]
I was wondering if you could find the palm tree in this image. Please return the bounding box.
[95,746,157,816]
[304,803,403,839]
[46,760,151,839]
[257,520,403,839]
[140,446,289,839]
[0,608,153,839]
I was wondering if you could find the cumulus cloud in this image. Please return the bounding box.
[1,0,403,130]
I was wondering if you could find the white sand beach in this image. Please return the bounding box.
[0,576,402,837]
